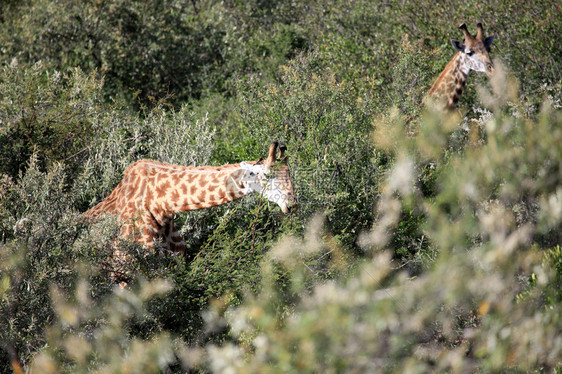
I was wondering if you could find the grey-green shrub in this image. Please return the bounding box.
[0,60,105,179]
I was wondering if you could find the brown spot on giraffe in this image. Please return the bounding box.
[197,190,207,202]
[170,189,180,203]
[198,177,208,188]
[156,179,171,199]
[180,183,188,195]
[455,86,464,96]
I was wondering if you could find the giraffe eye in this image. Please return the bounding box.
[250,172,255,177]
[466,50,474,56]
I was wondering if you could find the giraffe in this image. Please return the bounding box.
[84,142,297,255]
[424,22,495,110]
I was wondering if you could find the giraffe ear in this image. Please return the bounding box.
[451,39,465,52]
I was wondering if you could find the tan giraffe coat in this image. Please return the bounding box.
[84,143,296,254]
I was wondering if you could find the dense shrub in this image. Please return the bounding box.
[0,61,105,179]
[0,157,104,369]
[0,0,312,107]
[0,0,224,104]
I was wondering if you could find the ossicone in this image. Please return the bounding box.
[476,22,484,39]
[458,23,473,41]
[265,141,279,169]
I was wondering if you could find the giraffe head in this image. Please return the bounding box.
[451,23,495,76]
[240,142,298,213]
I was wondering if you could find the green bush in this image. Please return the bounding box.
[0,0,313,107]
[0,0,226,105]
[0,157,102,369]
[0,61,104,179]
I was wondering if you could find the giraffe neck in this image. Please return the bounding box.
[145,163,249,224]
[426,52,470,109]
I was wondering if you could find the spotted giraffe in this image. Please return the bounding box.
[425,22,495,110]
[84,142,297,254]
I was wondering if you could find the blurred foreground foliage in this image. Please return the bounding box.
[0,0,561,372]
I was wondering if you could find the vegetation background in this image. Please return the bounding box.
[0,0,561,372]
